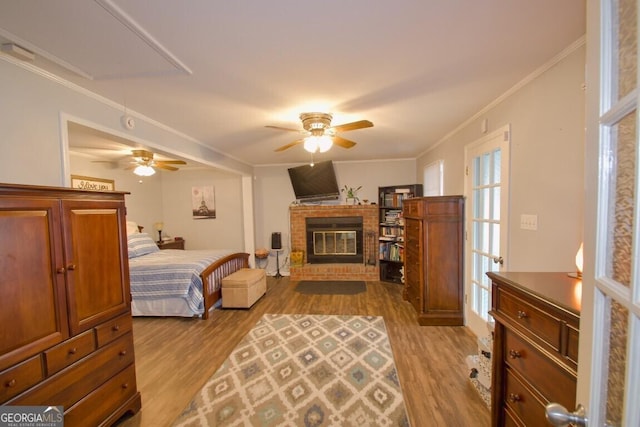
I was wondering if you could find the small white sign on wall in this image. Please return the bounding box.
[70,175,115,191]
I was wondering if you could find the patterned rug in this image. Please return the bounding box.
[173,314,410,427]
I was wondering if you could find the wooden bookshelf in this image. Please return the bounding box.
[378,184,423,283]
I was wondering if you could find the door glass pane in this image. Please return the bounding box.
[605,298,628,426]
[481,153,490,185]
[492,187,500,221]
[481,188,490,219]
[473,157,480,186]
[492,149,501,183]
[481,222,489,253]
[617,0,637,100]
[473,188,481,218]
[605,110,636,288]
[491,223,500,255]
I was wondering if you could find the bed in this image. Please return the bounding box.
[126,224,249,319]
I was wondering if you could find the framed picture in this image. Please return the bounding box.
[192,186,216,219]
[70,175,115,191]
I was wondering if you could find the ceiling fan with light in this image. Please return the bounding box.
[128,149,186,176]
[266,112,373,153]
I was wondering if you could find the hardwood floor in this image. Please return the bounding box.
[115,277,490,427]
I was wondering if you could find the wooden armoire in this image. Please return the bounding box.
[0,183,141,426]
[402,196,464,326]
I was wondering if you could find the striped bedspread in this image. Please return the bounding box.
[128,249,233,313]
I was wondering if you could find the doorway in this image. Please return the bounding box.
[464,125,510,338]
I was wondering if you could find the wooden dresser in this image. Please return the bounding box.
[488,272,581,427]
[157,239,185,250]
[402,196,464,325]
[0,183,141,426]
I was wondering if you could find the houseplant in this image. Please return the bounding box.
[342,185,362,204]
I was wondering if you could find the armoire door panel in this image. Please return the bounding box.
[0,198,68,371]
[62,200,129,335]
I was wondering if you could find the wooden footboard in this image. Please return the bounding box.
[199,252,250,319]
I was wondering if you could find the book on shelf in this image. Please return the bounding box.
[383,192,414,208]
[383,209,403,224]
[379,241,404,262]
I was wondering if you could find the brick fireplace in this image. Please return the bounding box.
[290,204,379,281]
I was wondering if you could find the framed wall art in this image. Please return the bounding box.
[192,186,216,219]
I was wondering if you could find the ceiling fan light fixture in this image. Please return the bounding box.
[303,135,333,153]
[133,165,155,176]
[317,135,333,152]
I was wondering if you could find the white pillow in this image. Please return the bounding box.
[126,221,140,236]
[127,233,159,258]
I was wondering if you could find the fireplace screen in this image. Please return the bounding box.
[313,231,357,255]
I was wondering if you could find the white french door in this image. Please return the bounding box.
[565,0,640,426]
[464,125,510,339]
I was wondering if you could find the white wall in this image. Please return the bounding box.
[0,59,252,188]
[418,44,586,272]
[252,159,417,275]
[160,169,244,251]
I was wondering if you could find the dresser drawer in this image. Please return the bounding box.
[44,330,95,376]
[503,329,576,409]
[504,367,547,427]
[0,355,43,403]
[95,313,132,347]
[495,286,564,350]
[9,333,134,408]
[403,200,422,217]
[504,406,524,427]
[64,364,137,427]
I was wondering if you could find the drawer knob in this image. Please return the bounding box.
[5,379,16,388]
[517,310,528,319]
[68,347,77,355]
[508,349,522,359]
[508,393,521,403]
[67,264,76,271]
[56,267,65,274]
[119,350,127,356]
[112,325,120,332]
[122,383,129,389]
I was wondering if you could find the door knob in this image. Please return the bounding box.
[492,256,504,265]
[545,403,587,427]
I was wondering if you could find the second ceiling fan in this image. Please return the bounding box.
[267,112,373,153]
[128,149,186,176]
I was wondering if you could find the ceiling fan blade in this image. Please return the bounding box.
[154,164,179,171]
[265,125,302,133]
[274,139,304,152]
[332,135,357,149]
[330,120,373,133]
[156,160,186,165]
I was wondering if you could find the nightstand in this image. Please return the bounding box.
[157,239,185,250]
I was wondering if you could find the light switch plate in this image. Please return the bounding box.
[520,214,538,231]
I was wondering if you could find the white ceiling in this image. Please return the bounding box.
[0,0,586,167]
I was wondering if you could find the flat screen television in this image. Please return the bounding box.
[288,160,340,202]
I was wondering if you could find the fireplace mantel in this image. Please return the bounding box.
[289,204,379,281]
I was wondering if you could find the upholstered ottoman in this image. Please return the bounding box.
[221,268,266,308]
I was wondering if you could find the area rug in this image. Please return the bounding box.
[172,314,410,427]
[294,281,366,295]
